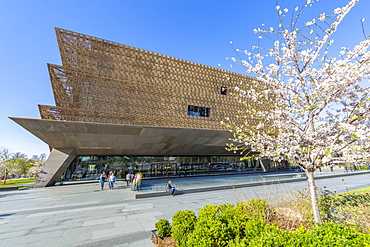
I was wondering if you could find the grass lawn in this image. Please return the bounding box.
[342,185,370,194]
[0,178,36,187]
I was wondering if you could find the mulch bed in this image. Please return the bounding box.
[151,236,176,247]
[270,218,312,231]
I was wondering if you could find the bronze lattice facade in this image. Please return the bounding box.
[11,28,279,187]
[39,28,256,130]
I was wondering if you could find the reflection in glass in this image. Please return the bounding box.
[63,155,288,181]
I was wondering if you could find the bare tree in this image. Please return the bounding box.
[225,0,370,223]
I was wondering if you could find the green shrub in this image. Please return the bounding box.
[250,222,370,246]
[226,237,249,247]
[168,198,370,246]
[245,220,292,247]
[317,187,337,220]
[298,223,370,246]
[155,218,171,238]
[218,202,249,239]
[244,198,270,221]
[220,200,270,240]
[316,187,370,229]
[185,201,270,247]
[242,221,370,247]
[171,210,197,247]
[333,193,370,207]
[186,204,234,247]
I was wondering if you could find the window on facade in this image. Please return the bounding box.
[221,86,227,95]
[188,105,210,117]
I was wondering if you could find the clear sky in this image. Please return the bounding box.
[1,0,369,158]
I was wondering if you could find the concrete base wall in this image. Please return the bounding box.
[34,148,76,187]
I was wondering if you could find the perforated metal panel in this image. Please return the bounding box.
[39,28,257,130]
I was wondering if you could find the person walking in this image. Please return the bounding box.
[135,172,143,191]
[330,164,334,173]
[108,171,116,190]
[126,172,131,186]
[99,171,107,190]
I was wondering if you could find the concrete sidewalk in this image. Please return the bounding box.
[1,171,369,247]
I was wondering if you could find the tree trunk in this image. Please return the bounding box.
[259,158,266,172]
[305,170,322,223]
[3,170,7,185]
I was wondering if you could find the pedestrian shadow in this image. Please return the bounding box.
[174,191,184,196]
[0,213,14,219]
[0,192,28,198]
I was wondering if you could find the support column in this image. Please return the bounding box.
[34,148,76,187]
[258,158,268,172]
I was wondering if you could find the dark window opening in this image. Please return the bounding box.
[188,105,210,117]
[221,86,227,95]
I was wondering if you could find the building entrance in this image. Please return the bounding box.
[62,155,290,182]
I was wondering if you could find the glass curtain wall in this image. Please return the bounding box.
[63,155,289,181]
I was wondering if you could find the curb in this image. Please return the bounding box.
[0,183,34,192]
[135,171,370,199]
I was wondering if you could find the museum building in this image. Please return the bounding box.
[11,28,287,187]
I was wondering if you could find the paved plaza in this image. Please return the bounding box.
[1,170,370,246]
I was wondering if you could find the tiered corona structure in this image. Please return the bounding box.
[39,28,256,130]
[11,28,280,187]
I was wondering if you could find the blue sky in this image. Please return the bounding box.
[1,0,369,158]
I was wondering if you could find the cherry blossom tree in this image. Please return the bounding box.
[225,0,370,223]
[28,154,47,178]
[0,148,46,183]
[0,148,22,184]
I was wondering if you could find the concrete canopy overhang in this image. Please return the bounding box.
[10,117,235,156]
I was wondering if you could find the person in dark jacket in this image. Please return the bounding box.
[99,171,106,190]
[166,180,176,196]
